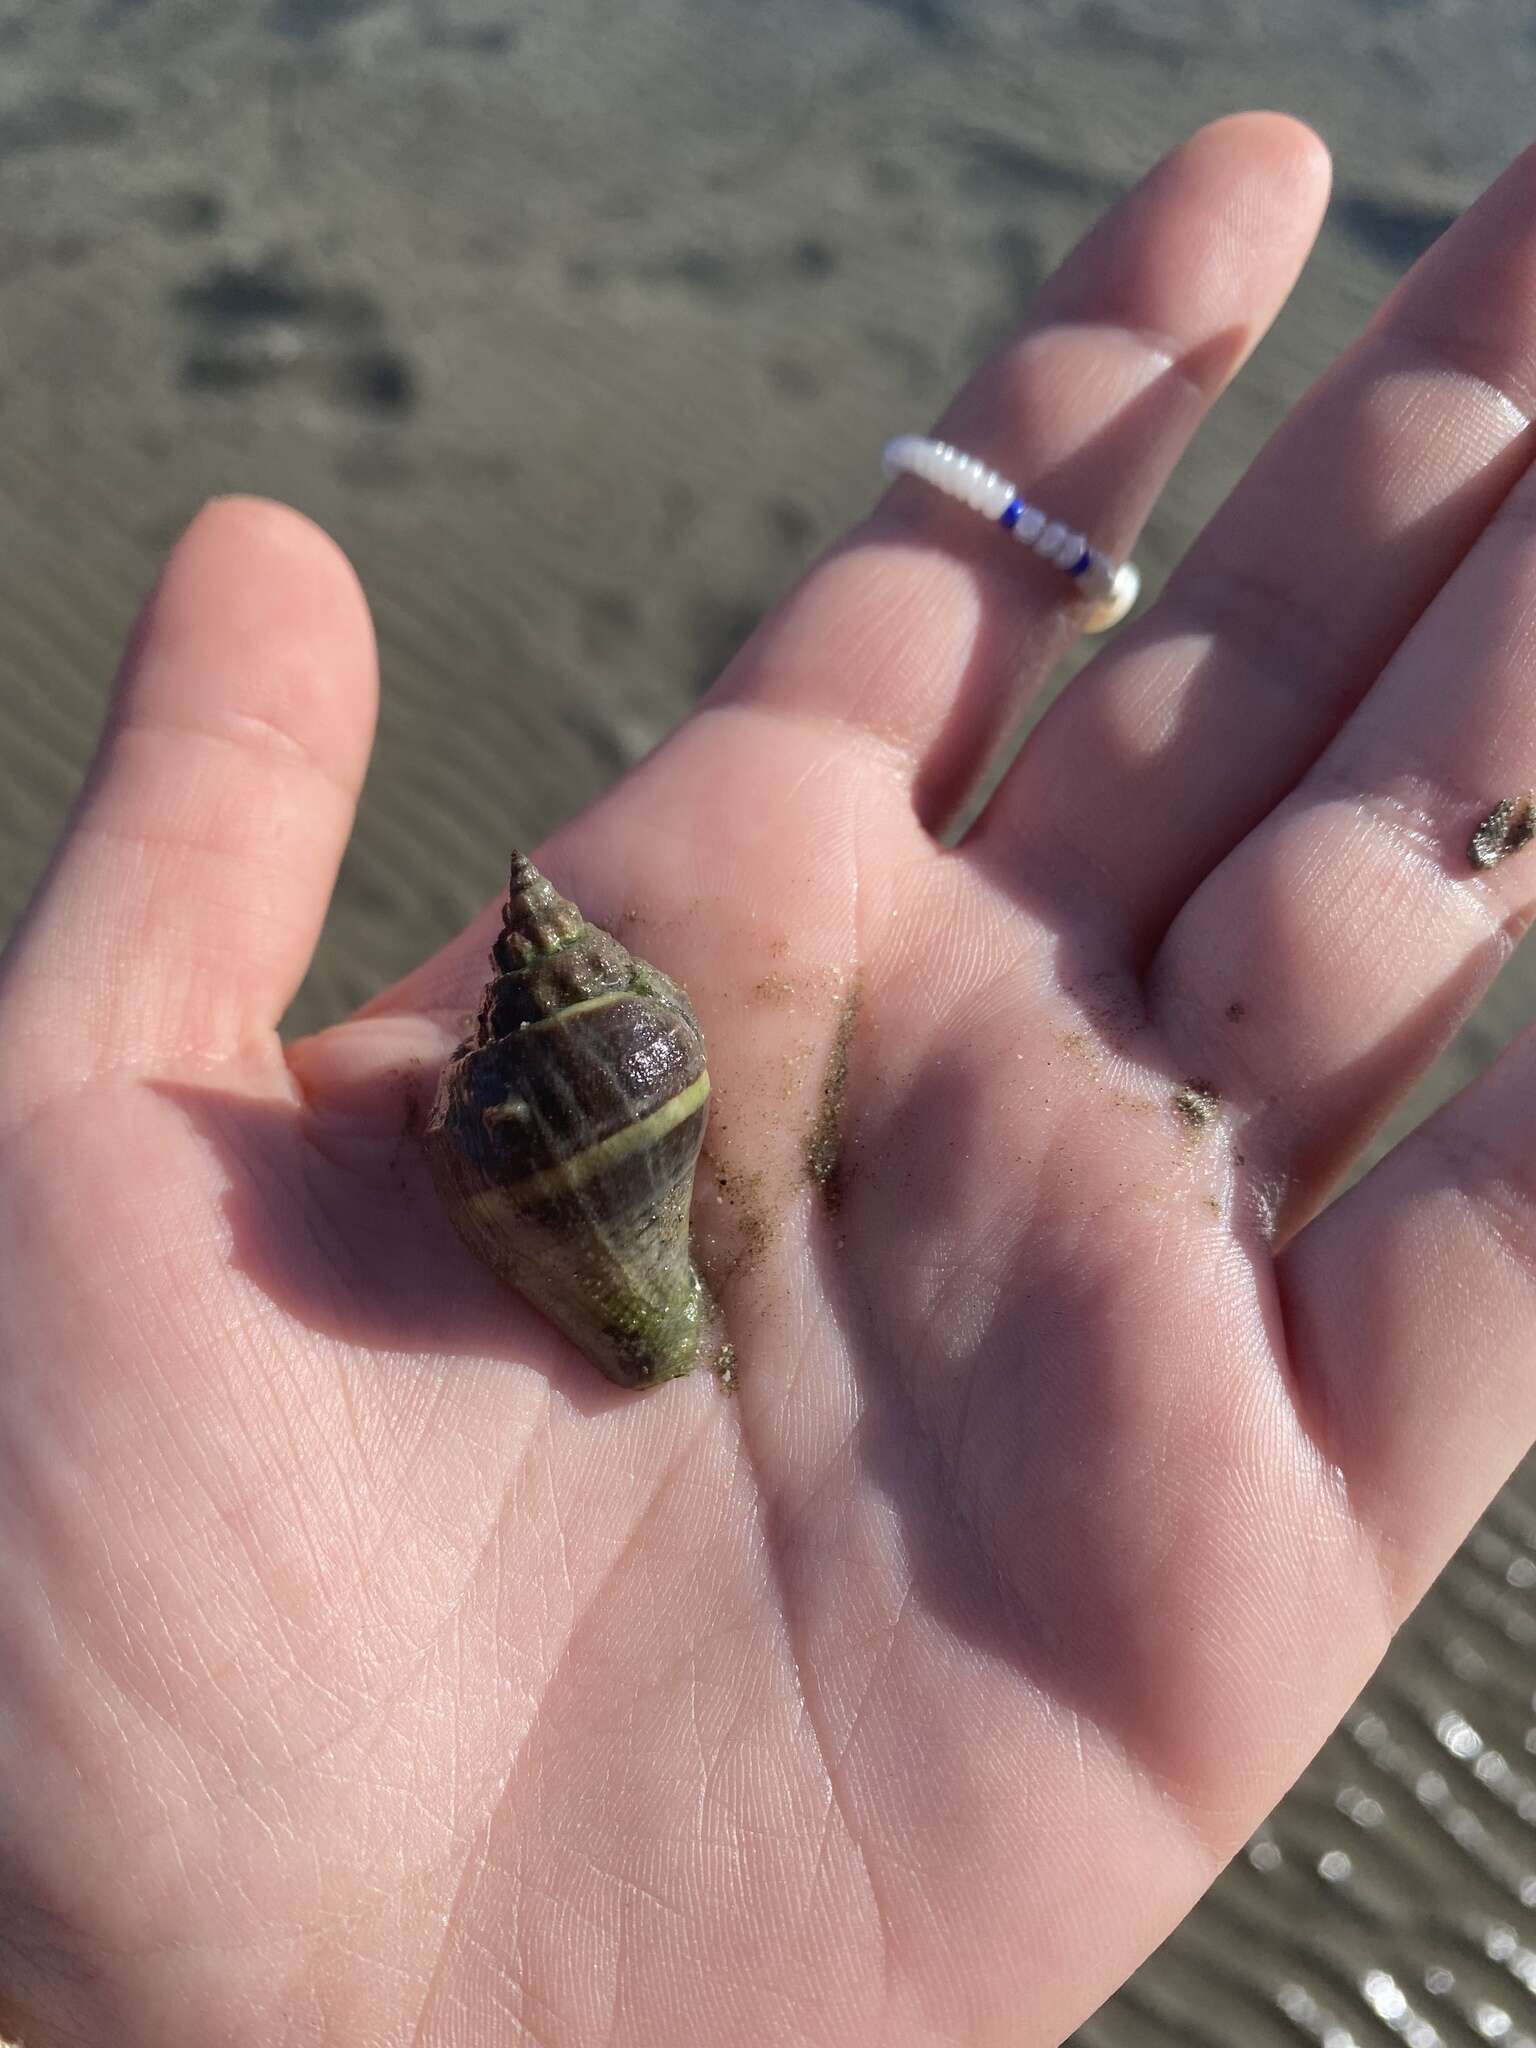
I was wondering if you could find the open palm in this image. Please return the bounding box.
[4,116,1536,2047]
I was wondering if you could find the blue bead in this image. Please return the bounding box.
[999,498,1023,530]
[1070,548,1092,577]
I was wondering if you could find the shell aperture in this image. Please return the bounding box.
[426,854,711,1388]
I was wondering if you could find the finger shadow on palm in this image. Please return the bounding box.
[149,1075,637,1418]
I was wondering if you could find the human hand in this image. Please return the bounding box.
[3,112,1535,2046]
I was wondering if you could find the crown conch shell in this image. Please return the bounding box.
[425,854,711,1388]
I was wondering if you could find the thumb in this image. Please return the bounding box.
[0,498,376,1115]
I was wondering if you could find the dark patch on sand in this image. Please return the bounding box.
[149,187,226,236]
[1172,1079,1220,1132]
[766,498,817,552]
[790,235,837,279]
[807,983,861,1212]
[857,0,969,46]
[0,90,133,156]
[1336,191,1459,268]
[173,255,416,408]
[1468,795,1536,871]
[270,0,387,38]
[338,346,417,415]
[176,256,319,325]
[644,245,748,301]
[424,17,516,53]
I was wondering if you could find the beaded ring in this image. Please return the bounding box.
[880,434,1141,633]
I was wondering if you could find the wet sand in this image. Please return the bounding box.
[1,3,1534,2041]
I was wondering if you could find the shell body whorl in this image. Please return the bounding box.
[426,855,710,1388]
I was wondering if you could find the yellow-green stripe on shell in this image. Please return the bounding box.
[425,854,712,1388]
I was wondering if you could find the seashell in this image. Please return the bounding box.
[426,853,712,1388]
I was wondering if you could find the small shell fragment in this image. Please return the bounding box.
[1468,795,1536,871]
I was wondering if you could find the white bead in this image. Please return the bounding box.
[1056,529,1087,569]
[1036,520,1067,561]
[1013,504,1045,544]
[977,475,1014,520]
[880,434,926,478]
[1078,553,1115,602]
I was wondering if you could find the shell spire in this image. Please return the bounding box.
[492,852,587,968]
[426,854,712,1388]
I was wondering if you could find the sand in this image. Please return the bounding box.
[1,3,1534,2041]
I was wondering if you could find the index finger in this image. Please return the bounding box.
[705,112,1332,831]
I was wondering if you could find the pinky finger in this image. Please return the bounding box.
[1281,1032,1536,1614]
